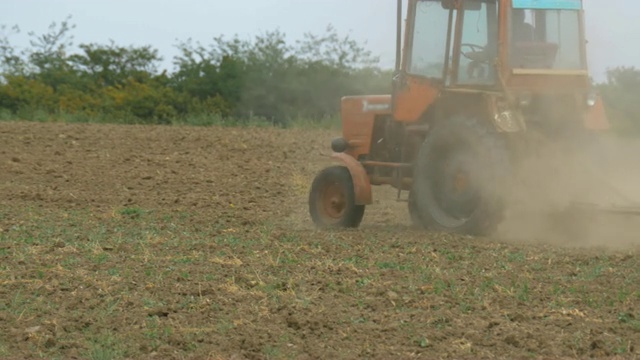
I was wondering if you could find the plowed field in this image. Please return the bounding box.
[1,121,639,359]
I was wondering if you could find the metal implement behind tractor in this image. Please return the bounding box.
[308,0,640,236]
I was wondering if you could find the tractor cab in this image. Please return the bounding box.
[394,0,592,120]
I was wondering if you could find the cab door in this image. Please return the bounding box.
[393,0,458,122]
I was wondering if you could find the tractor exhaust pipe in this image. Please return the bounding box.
[395,0,402,73]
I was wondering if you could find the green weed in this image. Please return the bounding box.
[85,332,125,360]
[516,282,530,302]
[118,207,145,218]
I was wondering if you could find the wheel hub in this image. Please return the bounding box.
[454,171,470,193]
[435,152,480,220]
[322,183,346,219]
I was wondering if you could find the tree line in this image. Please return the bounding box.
[0,16,639,133]
[0,17,391,126]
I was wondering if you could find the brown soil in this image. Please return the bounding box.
[0,121,639,359]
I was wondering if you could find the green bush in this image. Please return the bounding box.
[597,66,640,136]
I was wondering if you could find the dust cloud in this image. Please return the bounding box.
[496,132,640,250]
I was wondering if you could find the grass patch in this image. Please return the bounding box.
[117,206,146,219]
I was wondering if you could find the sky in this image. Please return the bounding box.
[0,0,637,82]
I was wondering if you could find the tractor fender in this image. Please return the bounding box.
[330,152,372,205]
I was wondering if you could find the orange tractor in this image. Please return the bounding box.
[308,0,636,235]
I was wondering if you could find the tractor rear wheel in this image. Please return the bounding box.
[411,115,510,236]
[309,166,365,229]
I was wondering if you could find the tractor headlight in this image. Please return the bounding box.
[494,110,519,132]
[586,90,598,107]
[492,97,523,132]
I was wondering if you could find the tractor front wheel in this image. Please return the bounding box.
[308,166,365,229]
[411,115,510,236]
